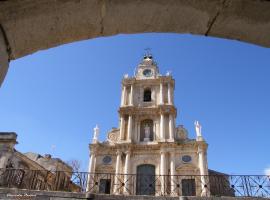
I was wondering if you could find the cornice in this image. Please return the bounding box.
[118,105,177,116]
[89,140,200,156]
[122,76,175,87]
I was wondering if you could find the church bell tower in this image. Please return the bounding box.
[119,54,176,143]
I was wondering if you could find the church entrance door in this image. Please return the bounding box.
[136,164,155,195]
[99,179,111,194]
[181,179,196,196]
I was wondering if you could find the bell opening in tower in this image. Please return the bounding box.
[143,89,151,102]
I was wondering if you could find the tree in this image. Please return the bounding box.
[67,159,86,192]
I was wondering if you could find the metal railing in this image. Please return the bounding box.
[0,169,269,197]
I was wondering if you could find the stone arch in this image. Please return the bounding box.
[1,0,270,86]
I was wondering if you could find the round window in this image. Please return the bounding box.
[102,156,112,164]
[182,155,192,163]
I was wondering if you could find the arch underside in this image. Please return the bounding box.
[0,0,270,86]
[1,0,270,61]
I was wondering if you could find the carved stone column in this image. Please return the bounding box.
[169,115,174,141]
[170,151,176,196]
[127,115,132,142]
[160,114,165,141]
[119,116,125,140]
[168,82,172,105]
[86,150,96,192]
[123,150,131,194]
[129,85,133,106]
[160,82,164,104]
[114,150,122,194]
[160,149,167,195]
[198,146,210,196]
[121,86,127,106]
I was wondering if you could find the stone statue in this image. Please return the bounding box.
[93,125,99,143]
[166,71,171,76]
[194,120,202,137]
[144,124,150,141]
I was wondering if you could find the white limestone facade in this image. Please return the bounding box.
[87,55,209,196]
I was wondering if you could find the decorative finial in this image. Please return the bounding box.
[93,124,99,143]
[124,74,129,78]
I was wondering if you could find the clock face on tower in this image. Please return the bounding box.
[143,69,153,77]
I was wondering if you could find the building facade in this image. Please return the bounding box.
[87,55,209,196]
[0,132,75,191]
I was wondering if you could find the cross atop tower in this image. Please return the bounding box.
[144,48,152,58]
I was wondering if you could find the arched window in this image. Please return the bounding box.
[140,119,154,141]
[143,89,151,102]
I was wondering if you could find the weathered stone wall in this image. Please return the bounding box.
[1,0,270,86]
[0,27,9,88]
[1,0,270,61]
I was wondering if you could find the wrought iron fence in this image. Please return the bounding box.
[0,169,269,197]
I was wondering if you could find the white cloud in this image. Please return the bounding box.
[264,166,270,175]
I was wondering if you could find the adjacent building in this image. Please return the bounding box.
[0,132,75,191]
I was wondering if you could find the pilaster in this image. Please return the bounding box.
[170,151,176,196]
[160,148,167,195]
[123,150,131,194]
[198,145,210,196]
[127,115,132,142]
[121,86,127,106]
[86,149,97,192]
[119,116,125,140]
[160,113,165,141]
[114,150,122,194]
[159,82,164,104]
[168,114,175,142]
[168,82,172,105]
[129,85,133,106]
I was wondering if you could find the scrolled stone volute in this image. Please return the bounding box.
[107,128,119,144]
[176,125,188,140]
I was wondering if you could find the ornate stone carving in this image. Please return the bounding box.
[176,125,188,140]
[107,128,119,143]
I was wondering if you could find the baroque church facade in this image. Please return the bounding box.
[87,55,210,196]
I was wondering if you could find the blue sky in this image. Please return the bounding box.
[0,33,269,174]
